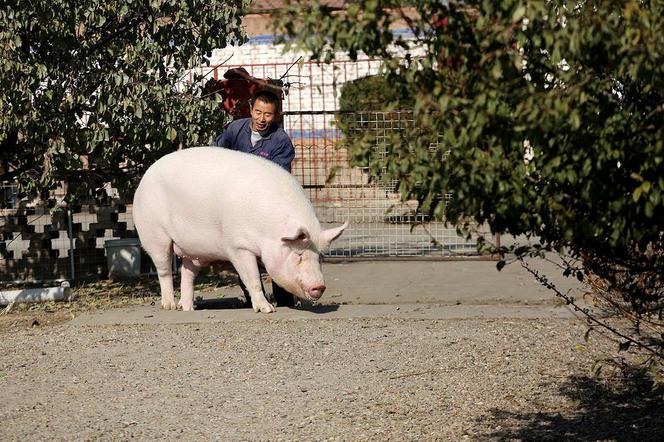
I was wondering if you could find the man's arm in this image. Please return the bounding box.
[212,129,230,148]
[213,119,243,148]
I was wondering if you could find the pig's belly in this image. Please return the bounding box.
[163,212,240,263]
[167,218,230,263]
[171,238,231,264]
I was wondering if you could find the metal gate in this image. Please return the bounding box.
[215,60,483,258]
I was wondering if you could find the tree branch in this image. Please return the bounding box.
[520,258,664,360]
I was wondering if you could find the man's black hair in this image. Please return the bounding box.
[251,90,280,111]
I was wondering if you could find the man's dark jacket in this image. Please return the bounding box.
[213,118,295,172]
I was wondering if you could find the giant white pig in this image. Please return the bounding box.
[132,147,348,313]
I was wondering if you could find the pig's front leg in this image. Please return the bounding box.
[231,251,276,313]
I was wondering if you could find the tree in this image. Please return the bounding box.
[0,0,247,203]
[336,74,414,153]
[275,1,664,380]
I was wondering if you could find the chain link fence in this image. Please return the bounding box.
[282,109,485,259]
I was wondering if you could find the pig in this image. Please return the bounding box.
[132,146,348,313]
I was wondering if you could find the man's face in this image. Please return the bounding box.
[250,98,277,132]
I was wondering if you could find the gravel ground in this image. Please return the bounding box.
[1,316,661,441]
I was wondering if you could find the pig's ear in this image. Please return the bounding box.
[318,221,349,249]
[281,226,311,247]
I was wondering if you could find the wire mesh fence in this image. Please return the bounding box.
[282,109,482,259]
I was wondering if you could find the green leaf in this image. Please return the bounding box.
[633,186,643,202]
[512,6,526,23]
[166,127,177,141]
[569,111,581,130]
[491,62,503,80]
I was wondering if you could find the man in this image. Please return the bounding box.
[213,90,294,172]
[213,90,296,307]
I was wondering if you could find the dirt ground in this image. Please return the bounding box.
[1,260,662,440]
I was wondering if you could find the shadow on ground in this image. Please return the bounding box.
[193,296,340,314]
[194,297,247,309]
[483,367,664,441]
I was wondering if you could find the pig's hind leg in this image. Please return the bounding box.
[230,251,276,313]
[178,258,201,312]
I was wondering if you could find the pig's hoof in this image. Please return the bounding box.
[161,300,177,310]
[178,300,194,312]
[253,302,276,313]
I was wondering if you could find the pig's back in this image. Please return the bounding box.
[148,146,298,195]
[135,147,318,231]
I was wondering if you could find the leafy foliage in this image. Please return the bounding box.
[336,74,414,151]
[338,74,414,113]
[275,0,664,374]
[0,0,247,202]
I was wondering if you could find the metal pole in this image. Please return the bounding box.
[67,208,75,282]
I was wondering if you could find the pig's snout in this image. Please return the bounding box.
[308,284,326,300]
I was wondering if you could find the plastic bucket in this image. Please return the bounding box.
[104,238,141,279]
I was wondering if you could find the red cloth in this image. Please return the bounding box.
[203,68,283,120]
[220,78,264,119]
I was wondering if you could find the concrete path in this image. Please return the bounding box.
[317,256,581,306]
[72,255,587,325]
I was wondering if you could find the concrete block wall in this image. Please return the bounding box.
[0,204,139,283]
